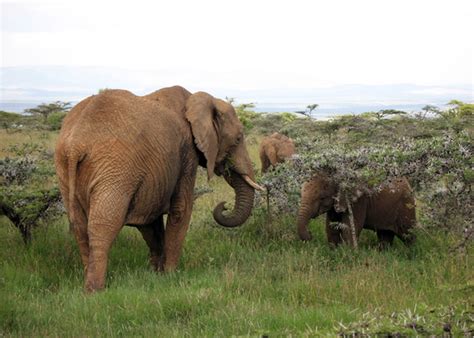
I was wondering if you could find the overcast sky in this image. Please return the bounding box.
[1,0,473,91]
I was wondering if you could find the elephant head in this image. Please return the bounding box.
[297,174,338,241]
[259,132,296,173]
[297,174,366,240]
[185,92,263,228]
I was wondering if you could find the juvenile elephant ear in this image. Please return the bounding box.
[185,92,219,180]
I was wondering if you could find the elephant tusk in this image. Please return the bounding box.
[243,175,265,191]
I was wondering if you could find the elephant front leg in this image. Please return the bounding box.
[137,217,165,271]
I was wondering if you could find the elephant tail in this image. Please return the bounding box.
[67,149,85,226]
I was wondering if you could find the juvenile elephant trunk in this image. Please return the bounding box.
[213,171,255,228]
[297,200,318,241]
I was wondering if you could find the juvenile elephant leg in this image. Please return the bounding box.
[163,178,195,272]
[377,230,395,250]
[137,216,165,272]
[325,217,343,247]
[85,194,130,293]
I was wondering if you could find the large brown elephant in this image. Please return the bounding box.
[55,85,263,292]
[297,174,416,247]
[259,132,296,173]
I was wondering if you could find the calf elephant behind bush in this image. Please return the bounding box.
[297,174,416,247]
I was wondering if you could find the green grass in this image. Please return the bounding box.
[1,205,472,336]
[1,128,472,336]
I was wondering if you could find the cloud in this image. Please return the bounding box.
[1,0,473,88]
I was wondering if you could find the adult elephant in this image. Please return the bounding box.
[259,132,296,173]
[55,86,263,292]
[297,174,416,247]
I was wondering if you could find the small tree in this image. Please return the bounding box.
[225,96,235,105]
[306,104,319,115]
[24,101,71,123]
[232,101,258,132]
[0,142,62,243]
[373,109,406,121]
[295,103,319,118]
[417,105,440,119]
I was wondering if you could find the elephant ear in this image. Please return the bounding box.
[334,188,363,213]
[185,92,219,180]
[265,143,278,165]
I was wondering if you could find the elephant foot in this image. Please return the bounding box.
[298,230,313,241]
[84,278,106,294]
[150,255,165,272]
[401,232,416,246]
[377,241,391,251]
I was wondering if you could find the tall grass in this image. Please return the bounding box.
[1,183,472,336]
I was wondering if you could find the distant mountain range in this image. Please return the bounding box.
[1,66,472,116]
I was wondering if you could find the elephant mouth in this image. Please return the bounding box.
[215,164,264,191]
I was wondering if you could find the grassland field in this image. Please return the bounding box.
[0,127,472,336]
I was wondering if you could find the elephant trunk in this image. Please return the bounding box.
[297,200,318,241]
[213,171,255,228]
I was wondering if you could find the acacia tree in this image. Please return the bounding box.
[24,101,71,123]
[295,103,319,118]
[417,105,440,119]
[0,142,62,243]
[306,104,319,115]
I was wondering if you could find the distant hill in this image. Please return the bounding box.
[1,66,472,115]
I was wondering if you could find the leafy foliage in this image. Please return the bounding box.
[24,101,71,123]
[257,108,473,239]
[231,100,259,132]
[0,142,62,242]
[46,111,67,130]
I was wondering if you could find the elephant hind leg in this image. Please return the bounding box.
[377,230,395,250]
[85,193,131,293]
[71,203,89,272]
[137,216,165,272]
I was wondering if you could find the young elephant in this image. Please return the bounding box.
[259,132,296,173]
[297,174,416,247]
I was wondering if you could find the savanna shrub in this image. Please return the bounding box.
[257,122,473,237]
[0,142,62,242]
[47,111,67,130]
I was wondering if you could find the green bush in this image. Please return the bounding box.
[0,142,62,243]
[235,103,259,132]
[255,111,473,240]
[47,111,67,130]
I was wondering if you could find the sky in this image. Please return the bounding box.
[1,0,473,106]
